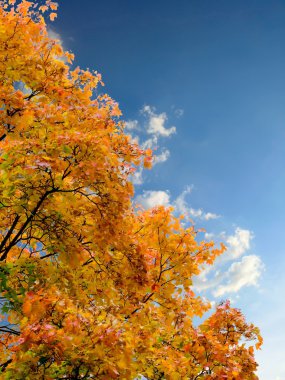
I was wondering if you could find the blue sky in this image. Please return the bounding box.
[52,1,285,378]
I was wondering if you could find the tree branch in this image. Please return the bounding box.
[0,359,12,371]
[0,214,20,253]
[0,190,55,261]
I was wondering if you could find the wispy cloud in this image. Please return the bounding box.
[171,105,184,118]
[174,108,184,118]
[153,149,170,165]
[174,186,220,221]
[173,185,194,214]
[141,136,158,150]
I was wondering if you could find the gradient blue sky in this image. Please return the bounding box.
[52,1,285,378]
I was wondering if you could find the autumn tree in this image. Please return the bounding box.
[0,1,262,379]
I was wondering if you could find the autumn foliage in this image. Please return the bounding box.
[0,1,262,379]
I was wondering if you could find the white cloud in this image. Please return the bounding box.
[142,136,158,150]
[225,227,253,259]
[125,120,139,130]
[132,166,144,185]
[129,134,140,145]
[174,186,194,215]
[194,254,264,297]
[142,105,176,137]
[153,149,170,165]
[126,106,176,179]
[213,255,264,297]
[204,212,220,221]
[142,137,170,165]
[136,190,170,209]
[188,207,203,218]
[135,186,220,221]
[194,227,264,298]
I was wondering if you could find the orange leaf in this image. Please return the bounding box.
[49,12,57,21]
[50,2,58,11]
[22,300,32,316]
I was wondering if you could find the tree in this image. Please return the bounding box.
[0,1,262,379]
